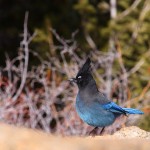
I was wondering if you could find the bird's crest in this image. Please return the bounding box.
[77,58,91,77]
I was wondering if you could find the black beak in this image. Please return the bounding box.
[68,78,77,83]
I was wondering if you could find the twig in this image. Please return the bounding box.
[12,12,36,101]
[117,0,142,20]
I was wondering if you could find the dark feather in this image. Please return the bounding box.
[76,58,91,77]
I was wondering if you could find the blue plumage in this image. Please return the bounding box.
[102,102,144,115]
[122,108,144,114]
[69,58,144,134]
[102,102,126,114]
[76,94,116,127]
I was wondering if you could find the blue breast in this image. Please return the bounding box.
[75,94,116,127]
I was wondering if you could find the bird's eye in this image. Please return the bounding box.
[78,76,82,79]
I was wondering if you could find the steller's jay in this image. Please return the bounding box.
[69,58,144,135]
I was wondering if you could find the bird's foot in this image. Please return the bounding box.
[89,127,105,136]
[99,127,105,135]
[89,127,98,137]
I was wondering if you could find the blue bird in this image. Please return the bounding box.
[69,58,144,135]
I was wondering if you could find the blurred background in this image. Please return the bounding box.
[0,0,150,135]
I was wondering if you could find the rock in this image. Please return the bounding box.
[113,126,150,139]
[0,123,149,150]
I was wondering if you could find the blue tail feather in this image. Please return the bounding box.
[123,108,144,114]
[102,102,144,115]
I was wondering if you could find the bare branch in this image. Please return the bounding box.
[12,12,35,101]
[117,0,142,20]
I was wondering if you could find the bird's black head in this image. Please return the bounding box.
[70,58,96,90]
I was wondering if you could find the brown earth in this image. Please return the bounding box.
[0,123,149,150]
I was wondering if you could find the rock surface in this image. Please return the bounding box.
[113,126,150,139]
[0,123,149,150]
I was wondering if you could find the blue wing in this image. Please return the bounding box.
[102,102,144,115]
[102,102,126,115]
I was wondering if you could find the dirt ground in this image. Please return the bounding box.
[0,123,149,150]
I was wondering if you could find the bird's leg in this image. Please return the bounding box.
[100,127,105,135]
[89,127,98,136]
